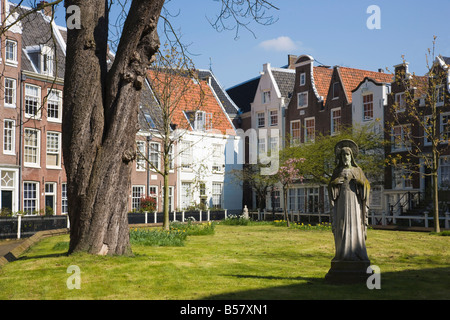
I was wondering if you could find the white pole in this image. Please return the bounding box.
[182,211,185,223]
[145,211,148,224]
[424,213,429,228]
[17,215,22,239]
[67,214,70,229]
[154,211,157,224]
[224,209,228,219]
[207,210,210,221]
[199,210,202,222]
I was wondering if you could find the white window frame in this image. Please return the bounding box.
[258,137,266,155]
[424,115,432,146]
[149,142,160,171]
[4,78,16,108]
[24,128,40,167]
[3,119,15,155]
[180,141,193,170]
[332,82,339,100]
[331,108,341,135]
[212,182,223,209]
[257,112,265,128]
[290,120,301,145]
[440,112,450,143]
[5,39,17,66]
[61,183,68,215]
[46,131,61,169]
[300,73,306,86]
[25,84,41,119]
[136,140,146,171]
[44,182,57,215]
[395,92,406,112]
[149,185,158,211]
[262,90,271,104]
[392,166,413,190]
[181,182,192,210]
[436,85,445,107]
[439,156,450,189]
[47,89,62,122]
[298,91,308,109]
[363,93,374,121]
[304,117,315,143]
[269,109,278,126]
[131,185,145,211]
[391,125,411,151]
[23,181,39,215]
[212,143,224,173]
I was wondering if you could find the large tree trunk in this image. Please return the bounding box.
[62,0,165,255]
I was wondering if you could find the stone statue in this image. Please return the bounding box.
[325,139,371,283]
[242,205,249,220]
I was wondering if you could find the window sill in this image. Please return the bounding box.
[4,104,16,109]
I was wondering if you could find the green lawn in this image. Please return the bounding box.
[0,224,449,300]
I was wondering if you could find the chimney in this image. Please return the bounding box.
[378,68,384,73]
[288,54,298,69]
[38,1,52,18]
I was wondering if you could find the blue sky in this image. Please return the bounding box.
[45,0,450,89]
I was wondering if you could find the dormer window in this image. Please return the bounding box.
[187,110,212,131]
[25,45,54,75]
[300,73,306,86]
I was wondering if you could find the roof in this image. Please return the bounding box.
[271,68,295,104]
[337,67,393,103]
[226,76,260,113]
[14,6,66,78]
[443,56,450,66]
[198,69,240,115]
[142,69,235,135]
[312,66,333,103]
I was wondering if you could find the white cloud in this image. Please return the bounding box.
[259,36,299,52]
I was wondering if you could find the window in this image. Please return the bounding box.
[168,145,174,170]
[25,84,41,118]
[307,187,319,213]
[23,182,38,215]
[212,182,223,208]
[258,137,266,155]
[439,156,450,189]
[300,73,306,86]
[269,110,278,126]
[298,92,308,108]
[332,82,339,99]
[194,111,212,131]
[395,92,406,112]
[363,94,374,121]
[424,115,432,146]
[47,90,62,122]
[149,142,160,170]
[149,186,158,210]
[440,113,450,142]
[269,136,278,153]
[180,141,192,169]
[304,117,315,143]
[437,85,445,106]
[44,183,56,215]
[391,125,411,151]
[262,91,271,104]
[136,140,146,171]
[212,144,224,172]
[3,120,15,155]
[132,186,144,211]
[4,78,16,107]
[5,40,17,64]
[257,112,265,128]
[270,190,280,209]
[331,108,341,135]
[46,132,61,168]
[24,129,39,166]
[392,166,413,189]
[181,182,192,210]
[62,183,68,214]
[290,120,301,145]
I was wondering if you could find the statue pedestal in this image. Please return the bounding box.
[325,260,371,284]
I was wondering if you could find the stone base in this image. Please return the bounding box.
[325,260,371,284]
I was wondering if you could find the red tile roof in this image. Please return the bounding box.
[147,70,235,135]
[337,67,393,103]
[313,67,333,103]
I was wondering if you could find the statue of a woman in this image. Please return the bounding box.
[328,139,370,263]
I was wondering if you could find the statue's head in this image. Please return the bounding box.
[335,140,358,168]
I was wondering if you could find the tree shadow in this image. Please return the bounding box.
[203,267,450,300]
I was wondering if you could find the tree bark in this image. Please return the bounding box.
[62,0,165,255]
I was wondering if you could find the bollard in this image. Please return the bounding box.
[445,212,449,229]
[182,211,185,223]
[145,211,148,224]
[207,210,210,221]
[67,214,70,229]
[17,214,22,239]
[199,210,202,222]
[424,212,428,228]
[154,211,157,224]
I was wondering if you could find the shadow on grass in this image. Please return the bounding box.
[204,267,450,300]
[17,252,69,261]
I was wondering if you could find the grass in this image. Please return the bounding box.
[0,223,449,300]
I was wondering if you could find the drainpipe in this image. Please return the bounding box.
[146,135,151,196]
[18,72,26,212]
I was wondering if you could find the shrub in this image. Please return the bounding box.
[129,228,187,246]
[220,214,250,226]
[140,196,156,212]
[170,221,216,236]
